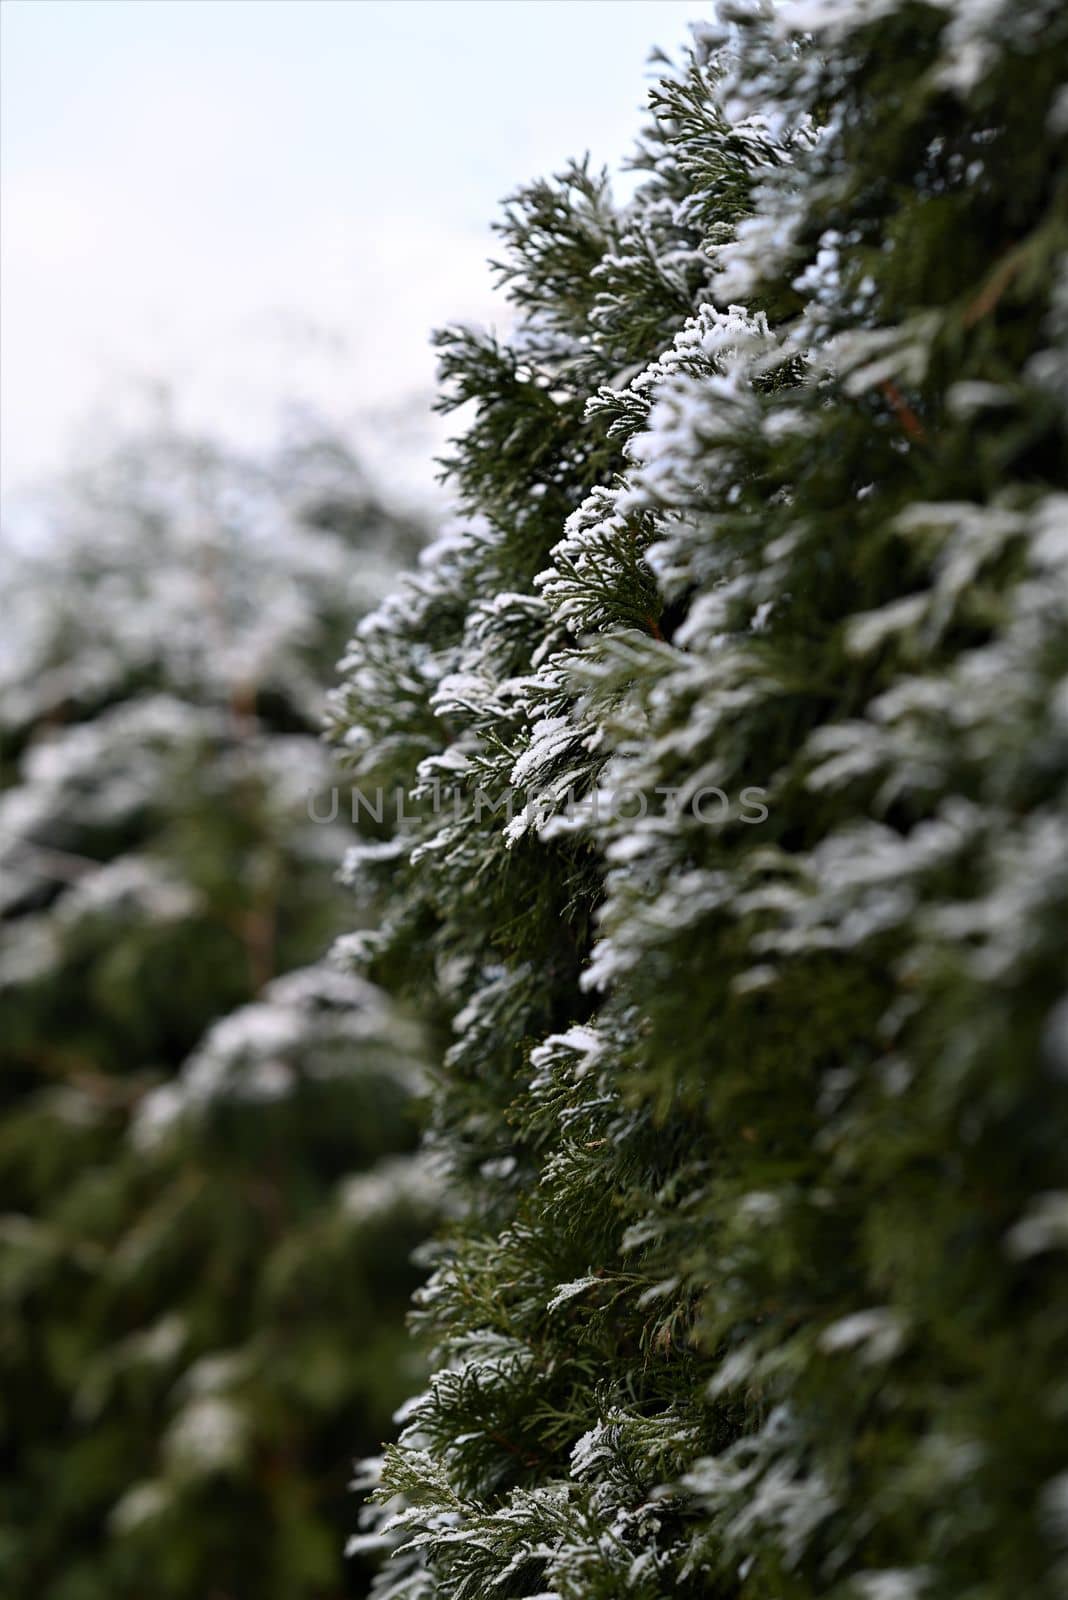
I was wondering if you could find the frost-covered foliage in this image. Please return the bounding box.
[0,423,434,1599]
[329,7,1068,1597]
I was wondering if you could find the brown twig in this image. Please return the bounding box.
[962,244,1026,329]
[878,380,927,444]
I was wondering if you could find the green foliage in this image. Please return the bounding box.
[331,6,1068,1598]
[0,422,434,1598]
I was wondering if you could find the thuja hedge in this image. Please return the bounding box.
[0,425,433,1599]
[329,5,1068,1597]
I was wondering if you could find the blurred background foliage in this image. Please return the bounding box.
[0,419,437,1599]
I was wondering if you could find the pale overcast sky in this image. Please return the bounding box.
[2,0,705,510]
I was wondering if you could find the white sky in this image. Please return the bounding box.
[2,0,706,512]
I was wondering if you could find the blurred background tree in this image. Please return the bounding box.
[0,418,436,1599]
